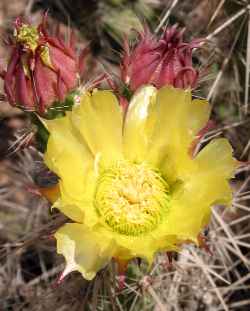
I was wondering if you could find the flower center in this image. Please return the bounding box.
[94,161,170,236]
[15,24,39,52]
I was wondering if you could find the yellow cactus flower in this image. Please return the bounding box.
[44,85,237,280]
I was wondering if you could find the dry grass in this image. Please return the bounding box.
[1,0,250,310]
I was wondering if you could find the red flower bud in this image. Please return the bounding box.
[2,15,87,115]
[121,26,201,91]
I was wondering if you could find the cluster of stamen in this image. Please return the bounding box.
[15,24,39,52]
[95,161,169,236]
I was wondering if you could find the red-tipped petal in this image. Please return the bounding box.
[15,63,34,109]
[38,10,49,36]
[47,36,75,59]
[34,55,58,108]
[56,70,66,102]
[4,48,20,104]
[49,44,76,89]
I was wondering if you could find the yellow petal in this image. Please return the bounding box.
[52,198,85,224]
[194,138,237,179]
[156,138,236,241]
[146,87,210,178]
[55,223,116,280]
[44,114,94,222]
[71,90,123,166]
[186,98,211,139]
[123,85,157,162]
[160,182,231,242]
[113,234,155,263]
[108,230,177,264]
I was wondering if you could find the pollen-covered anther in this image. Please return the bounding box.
[95,161,170,236]
[15,24,39,52]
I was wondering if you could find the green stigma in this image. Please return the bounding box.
[95,161,170,236]
[15,24,39,52]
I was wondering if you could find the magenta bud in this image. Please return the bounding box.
[121,26,201,91]
[2,15,88,115]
